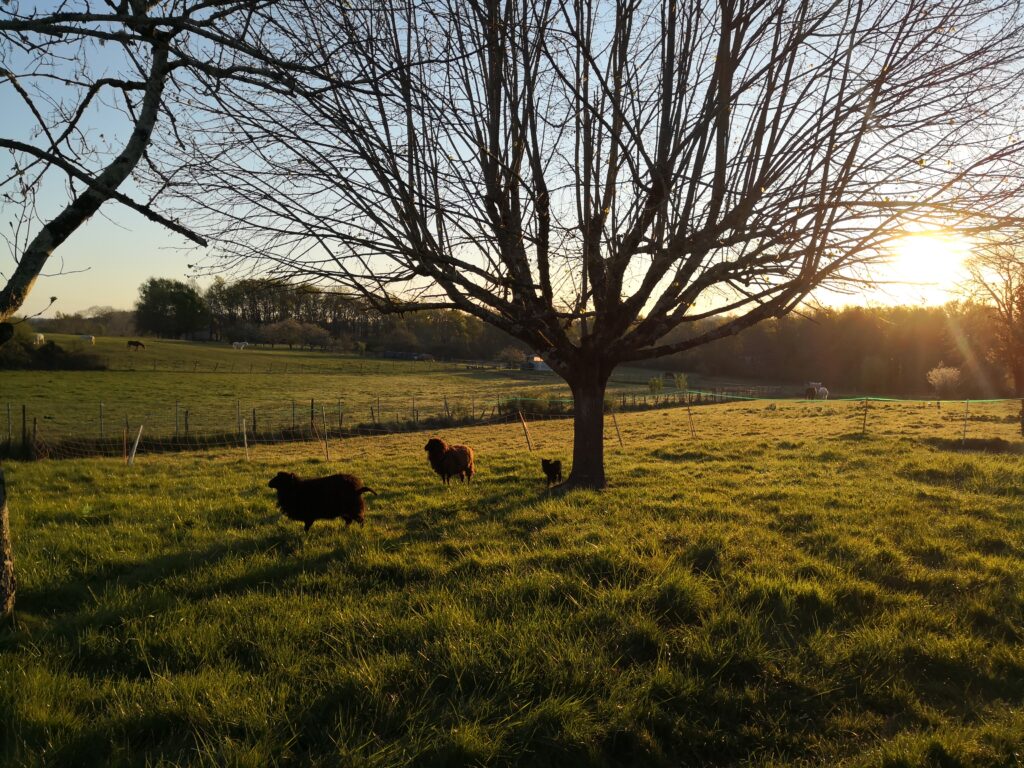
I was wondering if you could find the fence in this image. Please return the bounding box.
[4,390,1024,462]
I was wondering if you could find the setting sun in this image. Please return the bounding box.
[877,231,974,304]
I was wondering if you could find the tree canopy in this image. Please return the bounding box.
[165,0,1024,487]
[135,278,209,338]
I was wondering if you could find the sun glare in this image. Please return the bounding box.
[879,231,973,304]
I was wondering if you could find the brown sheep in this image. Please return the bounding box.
[268,471,375,532]
[424,438,475,485]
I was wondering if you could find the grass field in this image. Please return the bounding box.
[3,336,696,440]
[3,336,576,439]
[2,400,1024,766]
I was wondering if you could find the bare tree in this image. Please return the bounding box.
[170,0,1024,488]
[0,0,361,620]
[963,237,1024,394]
[0,0,355,339]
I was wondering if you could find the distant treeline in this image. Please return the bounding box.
[636,303,1006,398]
[35,277,527,361]
[32,278,1011,397]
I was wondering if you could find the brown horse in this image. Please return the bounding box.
[127,340,146,351]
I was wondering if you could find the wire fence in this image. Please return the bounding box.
[4,389,1024,463]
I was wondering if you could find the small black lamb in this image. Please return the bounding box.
[541,458,563,487]
[268,471,376,532]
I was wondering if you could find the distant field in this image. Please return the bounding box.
[2,401,1024,765]
[2,334,1012,447]
[3,336,574,439]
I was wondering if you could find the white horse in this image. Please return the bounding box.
[816,386,829,400]
[33,333,44,345]
[232,341,248,350]
[79,334,95,345]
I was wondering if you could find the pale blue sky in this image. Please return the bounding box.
[10,198,967,317]
[2,64,966,317]
[14,201,197,317]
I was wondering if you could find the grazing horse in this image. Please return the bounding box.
[127,340,146,351]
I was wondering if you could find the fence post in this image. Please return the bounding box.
[20,405,26,453]
[321,405,330,461]
[962,400,970,443]
[292,400,296,432]
[252,408,257,437]
[611,411,624,448]
[242,418,250,461]
[0,468,15,621]
[236,400,241,435]
[184,410,190,438]
[175,401,179,438]
[517,410,534,451]
[861,398,868,437]
[99,402,104,439]
[5,403,10,448]
[128,425,144,466]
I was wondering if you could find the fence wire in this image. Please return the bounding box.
[4,392,1023,463]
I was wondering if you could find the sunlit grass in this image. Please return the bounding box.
[2,402,1023,765]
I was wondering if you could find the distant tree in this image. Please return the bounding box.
[671,373,688,392]
[135,279,209,339]
[300,323,333,350]
[927,364,963,399]
[962,240,1024,394]
[263,319,305,349]
[498,346,528,367]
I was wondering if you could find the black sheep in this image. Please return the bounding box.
[541,458,563,487]
[268,471,375,532]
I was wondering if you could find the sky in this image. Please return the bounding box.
[9,209,971,318]
[2,49,973,320]
[1,9,979,321]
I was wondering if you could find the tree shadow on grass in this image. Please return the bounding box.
[923,436,1024,454]
[0,528,371,656]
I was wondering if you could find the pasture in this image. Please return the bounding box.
[3,336,694,440]
[2,401,1024,766]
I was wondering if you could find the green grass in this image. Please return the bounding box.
[2,336,692,440]
[2,401,1024,766]
[2,336,576,438]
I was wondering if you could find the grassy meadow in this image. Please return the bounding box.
[3,335,572,439]
[2,399,1024,766]
[3,335,692,440]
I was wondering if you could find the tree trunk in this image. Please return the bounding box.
[566,369,611,489]
[0,468,14,620]
[1013,357,1024,397]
